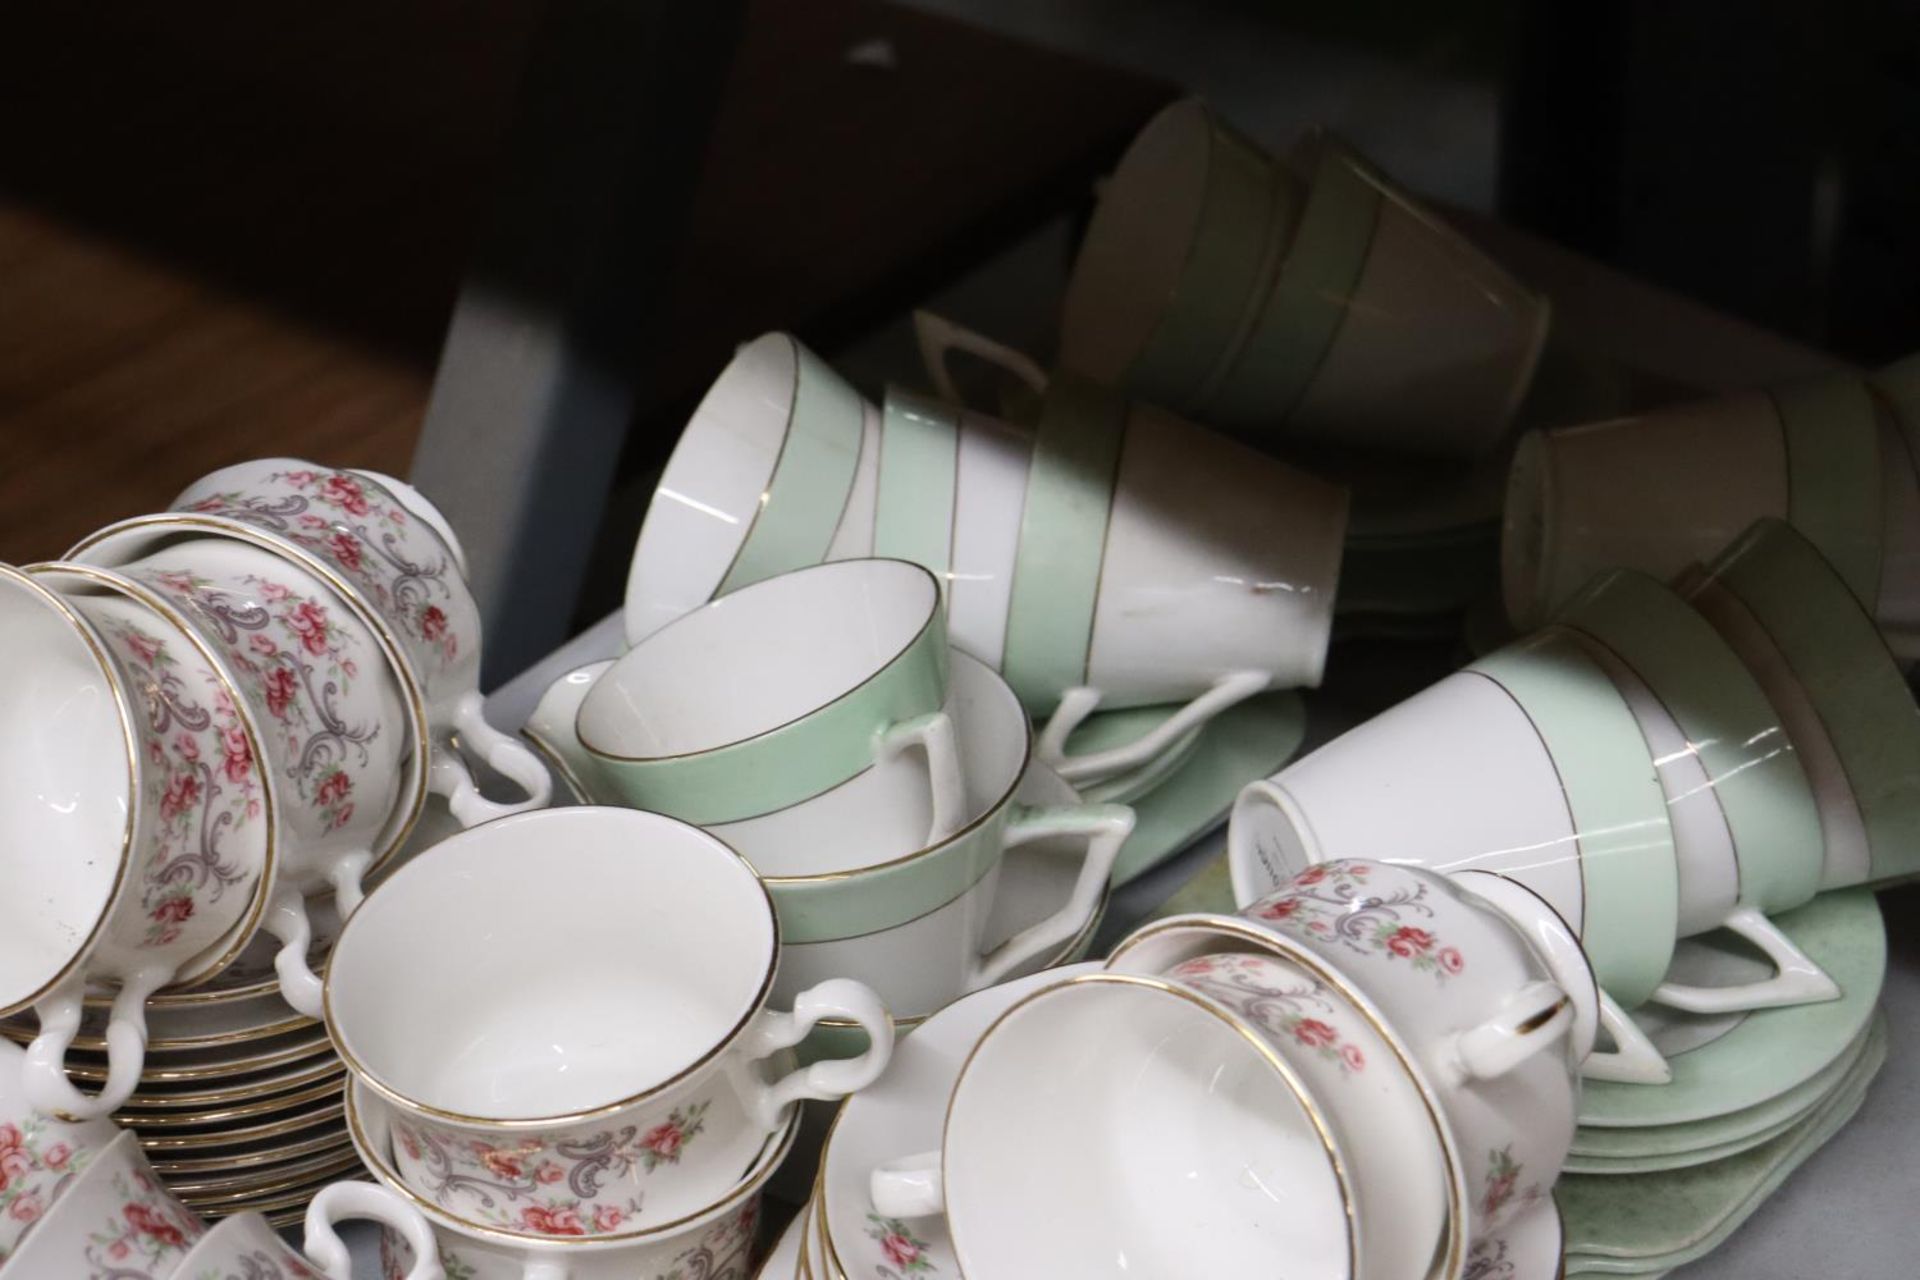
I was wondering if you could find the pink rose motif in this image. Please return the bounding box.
[1439,947,1464,974]
[1292,1019,1338,1049]
[1387,926,1435,958]
[125,630,163,667]
[641,1121,684,1162]
[151,896,195,928]
[189,497,226,514]
[1254,896,1302,922]
[315,770,353,808]
[248,633,278,658]
[124,1202,189,1248]
[221,727,253,783]
[42,1142,72,1171]
[260,581,292,602]
[173,732,200,761]
[592,1205,624,1233]
[398,1130,422,1161]
[388,505,408,524]
[7,1191,40,1223]
[286,601,331,657]
[160,771,202,821]
[0,1124,27,1187]
[297,514,329,531]
[319,474,371,516]
[420,606,449,643]
[1483,1172,1518,1218]
[1340,1043,1366,1071]
[519,1205,584,1237]
[1171,957,1218,978]
[1293,864,1329,886]
[328,802,355,832]
[535,1162,564,1185]
[283,470,320,488]
[327,532,364,571]
[881,1233,923,1268]
[263,666,298,719]
[478,1148,524,1181]
[110,1240,130,1259]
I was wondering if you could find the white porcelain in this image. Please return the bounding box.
[353,1075,784,1280]
[325,807,893,1235]
[162,461,552,824]
[3,1130,205,1277]
[625,333,876,645]
[352,468,470,578]
[919,312,1349,784]
[944,403,1034,672]
[869,971,1356,1279]
[0,565,278,1119]
[822,401,883,563]
[0,1038,119,1264]
[175,1180,443,1279]
[1162,951,1449,1280]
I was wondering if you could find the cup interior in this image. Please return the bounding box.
[326,808,775,1120]
[626,334,801,640]
[0,572,133,1009]
[944,974,1349,1280]
[584,559,939,759]
[1060,100,1214,384]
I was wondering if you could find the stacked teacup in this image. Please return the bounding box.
[0,461,550,1124]
[860,859,1583,1278]
[326,806,894,1275]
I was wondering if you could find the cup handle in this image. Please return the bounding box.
[1037,670,1272,785]
[740,978,895,1129]
[1579,991,1674,1085]
[451,690,554,814]
[870,1150,945,1220]
[966,803,1136,989]
[428,735,546,830]
[25,965,171,1119]
[1440,980,1573,1083]
[876,711,968,846]
[914,311,1050,411]
[303,1180,444,1280]
[1648,906,1842,1014]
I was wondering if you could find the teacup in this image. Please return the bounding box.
[869,971,1358,1279]
[164,461,552,821]
[1554,568,1840,1014]
[174,1180,442,1279]
[1228,627,1681,1013]
[1680,518,1920,890]
[325,807,894,1235]
[579,558,965,835]
[0,565,276,1119]
[1058,98,1306,411]
[351,1074,785,1278]
[917,311,1349,783]
[2,1130,204,1276]
[0,1038,119,1262]
[624,333,877,645]
[1162,951,1450,1280]
[1502,371,1885,628]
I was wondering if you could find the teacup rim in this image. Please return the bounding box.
[0,563,139,1019]
[581,557,944,765]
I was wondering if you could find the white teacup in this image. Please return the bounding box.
[580,558,965,835]
[0,1038,119,1262]
[325,807,893,1236]
[624,332,879,645]
[175,1181,442,1279]
[915,311,1349,784]
[0,565,277,1119]
[870,971,1357,1279]
[2,1130,205,1276]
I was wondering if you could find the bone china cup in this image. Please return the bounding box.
[0,565,276,1120]
[1162,952,1449,1280]
[0,1038,119,1263]
[624,332,878,646]
[174,1181,443,1280]
[324,807,894,1236]
[869,971,1357,1280]
[917,312,1349,784]
[2,1130,205,1277]
[166,460,553,823]
[579,558,965,836]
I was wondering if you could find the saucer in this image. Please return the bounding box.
[1066,704,1205,805]
[1564,1014,1885,1175]
[1468,1196,1567,1280]
[1578,889,1884,1129]
[1570,1018,1876,1162]
[816,962,1104,1278]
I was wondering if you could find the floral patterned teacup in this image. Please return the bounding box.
[0,565,276,1119]
[169,459,552,824]
[0,1037,119,1264]
[2,1130,205,1279]
[174,1180,442,1280]
[326,808,894,1237]
[1162,952,1451,1280]
[868,971,1357,1278]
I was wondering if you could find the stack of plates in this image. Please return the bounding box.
[0,906,349,1228]
[1558,889,1888,1276]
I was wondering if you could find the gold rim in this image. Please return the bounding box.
[117,1058,347,1110]
[519,726,591,804]
[30,563,283,990]
[111,1074,342,1126]
[68,513,433,871]
[132,1100,344,1150]
[57,1031,336,1084]
[180,1169,366,1214]
[0,565,140,1020]
[176,1154,364,1207]
[2,1005,317,1053]
[150,1125,351,1174]
[327,809,782,1130]
[1113,916,1469,1280]
[580,558,945,764]
[693,333,807,599]
[344,1074,801,1247]
[167,1147,362,1197]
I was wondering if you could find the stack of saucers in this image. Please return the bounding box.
[1555,889,1888,1276]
